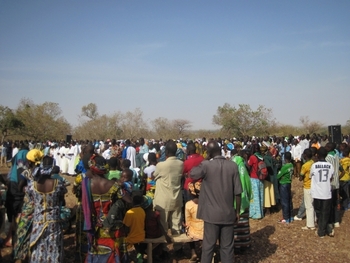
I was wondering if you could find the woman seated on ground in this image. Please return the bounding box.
[81,154,132,263]
[28,155,67,263]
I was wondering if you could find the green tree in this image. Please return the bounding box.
[272,123,301,137]
[75,114,123,140]
[171,119,192,138]
[81,103,99,120]
[16,98,71,141]
[152,117,172,140]
[212,103,275,137]
[0,106,24,143]
[299,116,324,135]
[343,119,350,135]
[120,108,148,140]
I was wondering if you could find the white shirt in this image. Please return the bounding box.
[221,149,231,159]
[300,139,309,153]
[58,146,66,157]
[310,161,334,200]
[291,144,302,161]
[102,148,111,160]
[149,148,157,154]
[12,147,18,158]
[127,146,137,168]
[144,164,156,178]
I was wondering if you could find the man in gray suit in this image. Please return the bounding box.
[190,140,242,263]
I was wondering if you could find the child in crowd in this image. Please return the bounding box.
[143,153,157,198]
[51,165,70,186]
[119,168,133,196]
[140,195,171,260]
[277,152,294,223]
[103,169,133,232]
[106,157,121,180]
[142,196,169,239]
[121,159,141,191]
[184,181,203,262]
[123,195,146,262]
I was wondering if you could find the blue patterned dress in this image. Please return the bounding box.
[248,154,264,219]
[28,179,67,263]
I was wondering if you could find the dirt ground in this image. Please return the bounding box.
[0,166,349,263]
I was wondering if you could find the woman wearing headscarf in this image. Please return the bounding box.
[27,155,67,263]
[81,154,131,263]
[232,150,253,252]
[247,143,264,219]
[73,143,93,263]
[261,145,276,215]
[3,142,29,248]
[12,149,43,263]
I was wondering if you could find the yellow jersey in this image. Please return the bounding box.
[301,159,313,189]
[340,157,350,181]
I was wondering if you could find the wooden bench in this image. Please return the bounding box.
[142,233,192,263]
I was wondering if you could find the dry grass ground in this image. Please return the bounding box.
[0,166,349,263]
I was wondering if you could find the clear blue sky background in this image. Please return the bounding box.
[1,1,349,130]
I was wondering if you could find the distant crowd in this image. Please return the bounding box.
[0,132,349,262]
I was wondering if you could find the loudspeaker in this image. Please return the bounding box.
[328,125,342,144]
[66,134,72,143]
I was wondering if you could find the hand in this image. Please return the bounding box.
[235,213,240,224]
[165,235,172,244]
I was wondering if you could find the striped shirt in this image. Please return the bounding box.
[326,151,340,189]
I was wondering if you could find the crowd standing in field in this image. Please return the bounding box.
[0,133,349,262]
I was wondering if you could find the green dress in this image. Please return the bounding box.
[232,155,253,250]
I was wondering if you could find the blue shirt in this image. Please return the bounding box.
[139,144,149,154]
[122,146,129,159]
[1,145,7,156]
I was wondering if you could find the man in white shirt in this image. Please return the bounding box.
[126,140,137,168]
[68,141,79,176]
[59,143,69,174]
[291,139,302,177]
[311,147,334,238]
[299,134,310,154]
[12,142,19,158]
[102,145,112,160]
[136,137,149,168]
[0,143,6,167]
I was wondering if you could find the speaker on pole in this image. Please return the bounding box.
[328,125,342,144]
[66,134,72,143]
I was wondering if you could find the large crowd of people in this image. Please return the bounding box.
[0,132,349,262]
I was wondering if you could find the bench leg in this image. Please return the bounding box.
[147,243,153,263]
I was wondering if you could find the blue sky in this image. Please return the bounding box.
[0,1,349,130]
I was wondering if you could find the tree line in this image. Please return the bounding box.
[1,99,349,143]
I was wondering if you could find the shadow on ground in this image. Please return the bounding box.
[235,225,277,263]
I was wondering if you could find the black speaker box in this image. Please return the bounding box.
[328,125,342,144]
[66,134,72,143]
